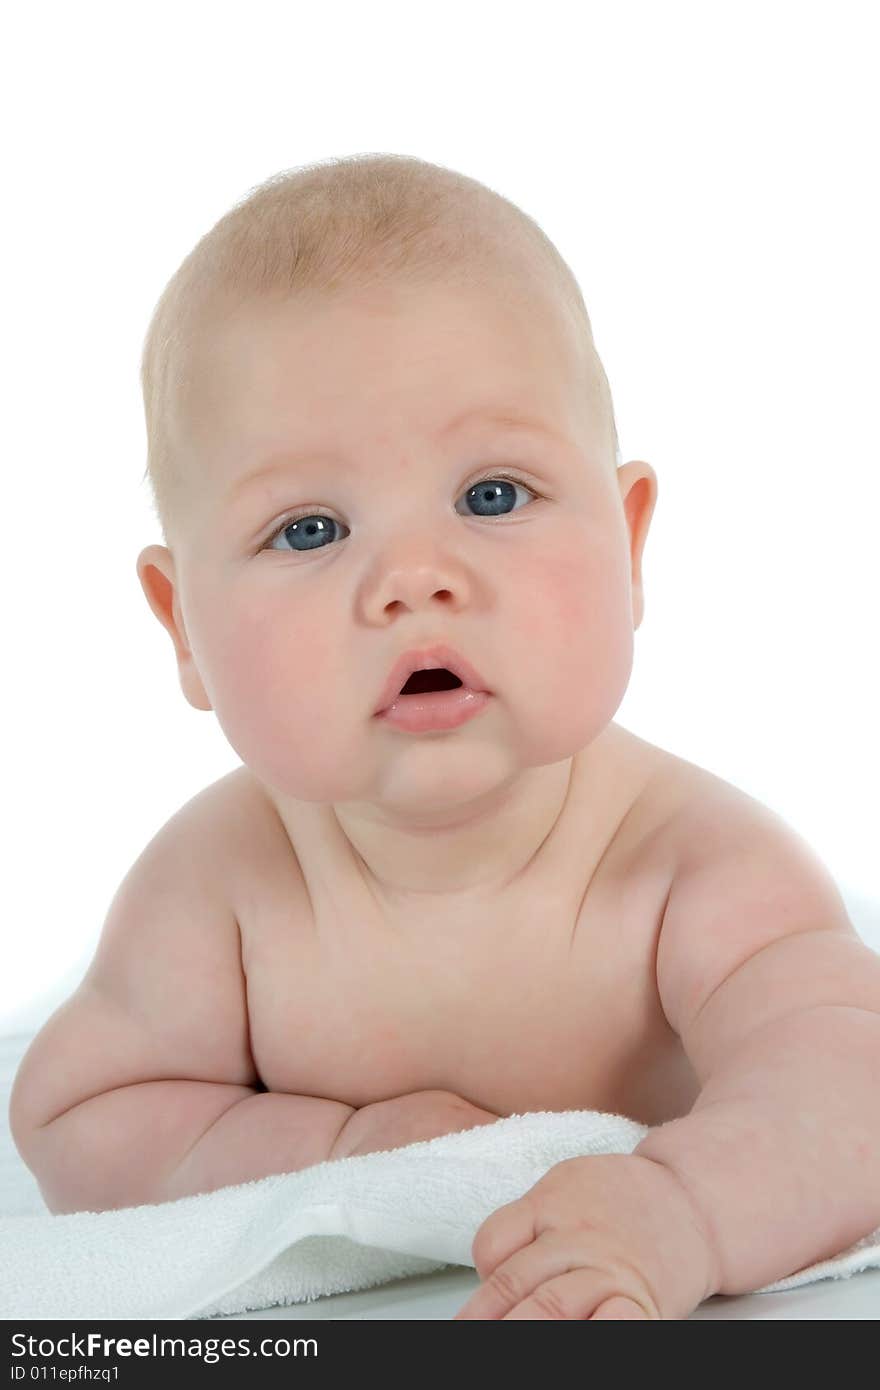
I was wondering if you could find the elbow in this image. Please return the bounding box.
[11,1114,94,1214]
[11,1120,87,1215]
[10,1109,147,1215]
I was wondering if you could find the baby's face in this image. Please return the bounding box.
[167,277,647,815]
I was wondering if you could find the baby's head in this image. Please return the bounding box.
[137,154,656,816]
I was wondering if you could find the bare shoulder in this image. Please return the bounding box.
[122,765,275,920]
[619,728,816,864]
[12,770,268,1132]
[596,724,715,870]
[200,764,303,898]
[633,732,858,936]
[644,737,849,884]
[607,724,857,946]
[639,740,878,1077]
[190,765,320,965]
[80,765,281,1049]
[187,763,277,842]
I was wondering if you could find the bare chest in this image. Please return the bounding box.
[237,790,700,1127]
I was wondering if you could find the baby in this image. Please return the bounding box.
[10,154,880,1320]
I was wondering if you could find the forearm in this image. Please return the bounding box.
[634,1005,880,1296]
[330,1089,504,1159]
[20,1081,355,1213]
[164,1089,356,1202]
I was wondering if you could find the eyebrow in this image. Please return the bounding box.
[225,409,566,503]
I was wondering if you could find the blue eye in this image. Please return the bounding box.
[458,477,536,519]
[263,474,538,553]
[267,514,342,553]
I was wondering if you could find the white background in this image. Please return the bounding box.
[2,0,878,1030]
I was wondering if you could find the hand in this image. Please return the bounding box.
[330,1089,502,1160]
[453,1152,719,1320]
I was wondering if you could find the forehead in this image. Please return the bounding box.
[177,278,605,490]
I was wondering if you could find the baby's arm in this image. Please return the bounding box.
[9,795,353,1213]
[634,806,880,1296]
[12,1027,355,1212]
[454,808,880,1321]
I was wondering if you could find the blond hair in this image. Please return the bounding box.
[139,152,618,542]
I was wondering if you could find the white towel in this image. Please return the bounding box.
[2,1107,879,1321]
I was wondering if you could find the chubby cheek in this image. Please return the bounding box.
[506,530,634,756]
[192,585,367,801]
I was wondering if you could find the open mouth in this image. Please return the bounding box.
[398,668,464,696]
[376,656,490,731]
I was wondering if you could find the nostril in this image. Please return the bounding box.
[399,669,463,695]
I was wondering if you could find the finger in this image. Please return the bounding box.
[456,1231,577,1320]
[591,1295,652,1320]
[504,1280,655,1321]
[502,1270,602,1320]
[501,1274,656,1321]
[470,1197,537,1279]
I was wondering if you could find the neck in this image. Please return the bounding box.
[262,724,639,922]
[333,756,576,904]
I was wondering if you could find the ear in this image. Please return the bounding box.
[136,545,213,711]
[616,461,658,630]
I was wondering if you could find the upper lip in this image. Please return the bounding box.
[374,644,490,714]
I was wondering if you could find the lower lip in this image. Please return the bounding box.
[376,687,491,733]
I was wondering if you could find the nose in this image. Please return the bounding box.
[372,565,458,617]
[364,539,472,620]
